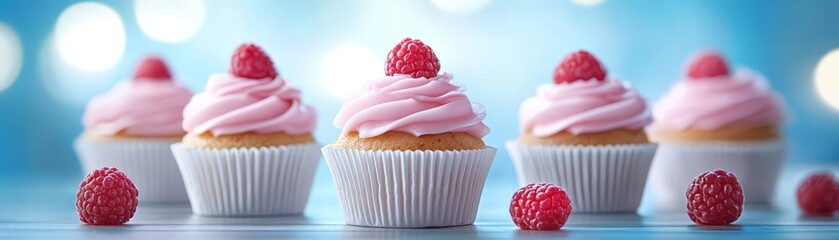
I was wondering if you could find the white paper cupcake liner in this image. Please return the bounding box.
[170,143,321,216]
[647,140,786,210]
[322,145,496,228]
[74,136,188,203]
[506,141,658,213]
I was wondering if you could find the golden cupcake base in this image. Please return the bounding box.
[181,132,315,149]
[650,125,779,142]
[517,129,650,146]
[332,131,485,151]
[83,131,184,141]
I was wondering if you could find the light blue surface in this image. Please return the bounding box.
[1,159,838,239]
[2,176,839,239]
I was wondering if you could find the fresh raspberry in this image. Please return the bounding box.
[76,167,139,225]
[133,55,172,80]
[796,172,839,216]
[385,38,441,79]
[509,182,572,231]
[686,169,744,225]
[687,51,730,79]
[553,50,607,84]
[230,43,278,79]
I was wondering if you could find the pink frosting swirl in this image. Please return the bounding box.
[333,73,489,138]
[182,74,317,136]
[652,70,785,131]
[83,79,193,137]
[520,79,652,137]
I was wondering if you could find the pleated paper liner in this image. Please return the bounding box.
[647,140,786,211]
[322,145,496,228]
[507,141,658,213]
[75,136,188,203]
[170,143,321,216]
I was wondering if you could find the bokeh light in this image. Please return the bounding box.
[430,0,491,15]
[815,49,839,110]
[319,44,381,100]
[39,34,118,105]
[0,23,23,92]
[571,0,606,7]
[54,2,126,72]
[135,0,206,43]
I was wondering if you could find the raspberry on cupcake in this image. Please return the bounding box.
[171,43,321,216]
[647,50,787,210]
[385,38,441,79]
[507,50,657,213]
[323,37,495,228]
[75,55,192,203]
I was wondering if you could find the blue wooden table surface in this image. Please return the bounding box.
[2,202,838,239]
[2,164,838,239]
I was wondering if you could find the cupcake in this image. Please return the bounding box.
[75,55,192,203]
[506,50,657,213]
[322,38,495,228]
[647,51,786,210]
[170,43,320,216]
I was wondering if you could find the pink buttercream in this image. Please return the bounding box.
[652,70,785,131]
[83,79,193,137]
[182,74,317,136]
[520,78,652,137]
[333,73,489,138]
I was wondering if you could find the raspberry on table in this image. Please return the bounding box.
[796,172,839,216]
[553,50,607,84]
[686,169,744,225]
[509,182,572,231]
[133,55,172,80]
[230,43,278,79]
[687,50,730,79]
[385,38,441,79]
[76,167,139,225]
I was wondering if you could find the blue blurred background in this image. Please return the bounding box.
[1,0,839,216]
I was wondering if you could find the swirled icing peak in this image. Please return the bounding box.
[652,69,785,131]
[333,73,489,138]
[520,78,652,136]
[182,74,317,136]
[83,56,192,137]
[181,43,316,136]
